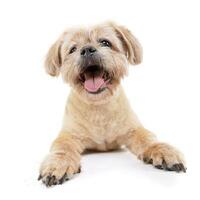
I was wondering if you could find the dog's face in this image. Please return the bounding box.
[45,22,142,104]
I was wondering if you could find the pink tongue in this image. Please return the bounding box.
[84,76,105,92]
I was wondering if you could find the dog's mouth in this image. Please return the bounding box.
[79,65,111,94]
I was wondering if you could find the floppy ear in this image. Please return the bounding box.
[111,23,143,65]
[45,38,63,76]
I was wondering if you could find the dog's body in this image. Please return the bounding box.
[39,22,186,187]
[63,86,142,151]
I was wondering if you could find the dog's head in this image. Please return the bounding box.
[45,22,142,104]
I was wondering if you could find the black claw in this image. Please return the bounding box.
[168,164,176,171]
[38,174,42,181]
[167,163,187,173]
[168,164,179,171]
[153,160,186,173]
[143,157,148,163]
[41,173,71,186]
[155,165,163,170]
[77,167,81,173]
[174,164,181,172]
[148,159,153,164]
[162,160,167,170]
[59,173,68,185]
[48,176,56,187]
[143,157,153,164]
[41,175,60,187]
[177,164,182,171]
[179,163,187,173]
[166,167,173,171]
[40,168,82,186]
[45,176,51,187]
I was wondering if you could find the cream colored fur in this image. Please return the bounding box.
[38,22,186,187]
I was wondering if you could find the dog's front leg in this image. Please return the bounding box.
[38,133,84,186]
[126,127,186,172]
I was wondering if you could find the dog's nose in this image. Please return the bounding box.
[80,46,97,57]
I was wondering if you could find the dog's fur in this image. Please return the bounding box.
[38,22,186,187]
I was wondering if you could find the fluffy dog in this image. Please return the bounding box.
[38,22,186,187]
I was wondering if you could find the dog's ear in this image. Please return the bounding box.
[45,38,63,76]
[110,23,142,65]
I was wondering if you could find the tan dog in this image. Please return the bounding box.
[38,22,186,187]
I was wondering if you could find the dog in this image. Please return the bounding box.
[38,22,186,187]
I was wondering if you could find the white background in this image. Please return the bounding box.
[0,0,199,199]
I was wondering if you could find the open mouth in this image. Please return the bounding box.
[79,65,111,94]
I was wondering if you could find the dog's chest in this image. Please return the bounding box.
[64,89,141,145]
[82,108,130,143]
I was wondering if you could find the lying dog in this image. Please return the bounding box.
[38,22,186,187]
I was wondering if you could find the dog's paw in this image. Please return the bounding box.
[38,153,81,187]
[139,143,186,172]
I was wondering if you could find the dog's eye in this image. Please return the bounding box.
[99,39,112,48]
[69,46,77,54]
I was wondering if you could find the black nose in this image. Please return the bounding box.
[80,46,97,57]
